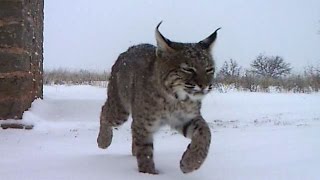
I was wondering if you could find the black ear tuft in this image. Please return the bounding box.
[155,21,175,54]
[198,27,221,50]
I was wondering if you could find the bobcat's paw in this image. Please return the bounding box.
[97,127,113,149]
[180,144,207,173]
[139,167,159,175]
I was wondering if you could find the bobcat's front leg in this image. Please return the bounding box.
[179,117,211,173]
[131,120,158,174]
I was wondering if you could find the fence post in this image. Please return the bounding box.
[0,0,44,127]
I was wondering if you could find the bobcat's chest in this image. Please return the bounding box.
[164,110,197,129]
[150,101,199,132]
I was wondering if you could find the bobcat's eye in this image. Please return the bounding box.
[181,67,196,74]
[206,67,214,74]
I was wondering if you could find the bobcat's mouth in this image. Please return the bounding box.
[173,84,212,101]
[185,84,212,94]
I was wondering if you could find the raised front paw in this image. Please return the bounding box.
[97,126,113,149]
[180,144,208,173]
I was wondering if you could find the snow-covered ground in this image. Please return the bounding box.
[1,85,320,180]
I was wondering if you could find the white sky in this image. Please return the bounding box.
[44,0,320,72]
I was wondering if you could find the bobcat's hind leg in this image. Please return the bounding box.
[175,117,211,173]
[97,92,129,149]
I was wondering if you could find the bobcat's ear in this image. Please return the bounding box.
[198,27,221,50]
[155,21,175,56]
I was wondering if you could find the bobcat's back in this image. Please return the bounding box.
[109,44,157,108]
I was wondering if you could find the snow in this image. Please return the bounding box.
[1,85,320,180]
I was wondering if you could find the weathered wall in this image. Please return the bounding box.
[0,0,44,119]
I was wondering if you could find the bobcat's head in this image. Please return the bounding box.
[155,22,220,101]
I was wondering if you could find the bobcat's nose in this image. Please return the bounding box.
[198,84,204,89]
[195,84,211,94]
[197,84,209,91]
[194,84,206,92]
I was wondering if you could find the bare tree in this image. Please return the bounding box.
[218,59,242,78]
[250,54,292,78]
[240,70,258,92]
[304,65,320,92]
[216,59,242,89]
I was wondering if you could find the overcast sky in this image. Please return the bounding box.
[44,0,320,72]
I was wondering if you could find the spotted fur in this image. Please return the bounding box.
[97,22,220,174]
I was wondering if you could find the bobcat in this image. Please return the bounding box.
[97,22,220,174]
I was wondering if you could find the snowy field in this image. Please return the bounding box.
[1,85,320,180]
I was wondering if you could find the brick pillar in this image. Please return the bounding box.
[0,0,44,120]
